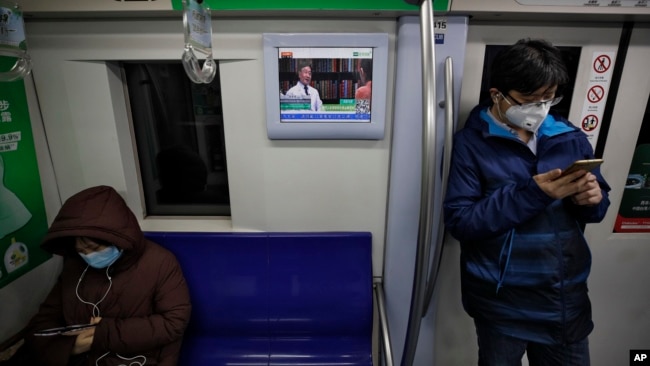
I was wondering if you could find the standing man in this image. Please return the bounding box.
[444,38,610,366]
[284,59,323,111]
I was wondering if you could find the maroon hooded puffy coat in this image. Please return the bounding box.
[24,185,191,366]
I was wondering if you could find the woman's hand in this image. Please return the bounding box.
[66,317,102,355]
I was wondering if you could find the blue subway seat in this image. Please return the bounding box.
[144,232,373,366]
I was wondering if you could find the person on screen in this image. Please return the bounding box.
[284,59,323,111]
[355,58,372,114]
[8,185,191,366]
[443,38,610,365]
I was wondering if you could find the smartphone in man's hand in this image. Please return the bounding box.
[560,159,604,177]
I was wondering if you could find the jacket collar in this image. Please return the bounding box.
[473,105,577,139]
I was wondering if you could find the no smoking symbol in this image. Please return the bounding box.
[588,85,605,103]
[582,115,599,131]
[594,55,611,74]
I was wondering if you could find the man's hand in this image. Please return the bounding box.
[533,168,593,200]
[570,172,603,206]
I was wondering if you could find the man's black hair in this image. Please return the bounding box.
[296,59,312,73]
[490,38,569,95]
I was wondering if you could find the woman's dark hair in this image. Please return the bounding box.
[360,58,373,80]
[62,236,115,256]
[490,38,569,95]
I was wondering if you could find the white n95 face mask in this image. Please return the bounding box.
[504,102,551,133]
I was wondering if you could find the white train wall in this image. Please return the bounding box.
[0,2,648,365]
[0,16,397,346]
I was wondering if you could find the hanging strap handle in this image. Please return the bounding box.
[181,0,216,84]
[0,1,32,82]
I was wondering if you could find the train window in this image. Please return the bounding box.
[121,62,230,216]
[479,45,581,119]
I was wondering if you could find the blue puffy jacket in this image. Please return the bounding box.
[443,102,611,345]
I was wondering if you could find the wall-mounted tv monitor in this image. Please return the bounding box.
[263,33,389,140]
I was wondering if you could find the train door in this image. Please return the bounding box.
[383,14,468,366]
[431,21,648,366]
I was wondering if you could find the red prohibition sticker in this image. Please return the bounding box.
[587,85,605,103]
[593,55,611,74]
[582,115,599,131]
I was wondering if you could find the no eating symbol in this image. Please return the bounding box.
[588,85,605,103]
[594,55,611,74]
[582,115,599,131]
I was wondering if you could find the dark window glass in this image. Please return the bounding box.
[122,62,230,216]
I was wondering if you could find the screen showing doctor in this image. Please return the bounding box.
[282,59,323,112]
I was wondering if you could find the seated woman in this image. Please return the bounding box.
[7,185,191,366]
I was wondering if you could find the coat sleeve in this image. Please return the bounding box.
[564,185,610,223]
[23,274,77,366]
[443,134,556,242]
[90,250,191,357]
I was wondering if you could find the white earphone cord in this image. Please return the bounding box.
[76,265,147,365]
[96,351,147,366]
[75,265,113,318]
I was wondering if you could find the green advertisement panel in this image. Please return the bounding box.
[171,0,450,12]
[614,95,650,233]
[0,58,50,289]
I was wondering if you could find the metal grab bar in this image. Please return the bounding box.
[400,0,438,365]
[374,281,394,366]
[422,56,454,315]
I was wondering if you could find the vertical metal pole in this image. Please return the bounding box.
[422,57,454,314]
[400,0,437,365]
